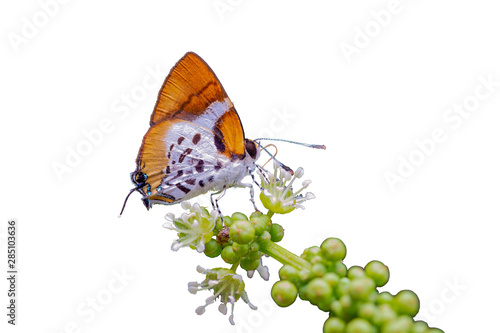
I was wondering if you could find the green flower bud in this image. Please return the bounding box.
[347,265,366,279]
[322,272,340,288]
[221,245,239,264]
[373,303,397,326]
[321,238,347,261]
[377,291,394,305]
[229,220,255,244]
[365,260,390,287]
[279,265,300,284]
[247,250,262,261]
[393,290,420,317]
[311,263,327,277]
[204,239,222,258]
[240,257,260,271]
[323,317,346,333]
[258,230,271,243]
[270,223,285,242]
[357,302,377,321]
[381,315,413,333]
[335,277,350,298]
[332,261,348,277]
[426,329,445,333]
[271,280,298,307]
[305,278,333,305]
[231,212,248,221]
[348,277,376,301]
[410,321,429,333]
[232,242,250,257]
[345,318,376,333]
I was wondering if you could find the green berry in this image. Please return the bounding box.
[249,241,260,252]
[335,277,350,298]
[271,280,298,307]
[231,212,248,221]
[232,242,249,257]
[348,277,376,301]
[373,303,397,326]
[311,263,327,277]
[221,245,239,264]
[229,220,255,244]
[357,302,377,321]
[410,321,429,333]
[279,265,300,283]
[270,223,285,242]
[323,272,340,288]
[323,317,346,333]
[381,316,413,333]
[377,291,394,305]
[204,239,222,258]
[426,329,444,333]
[345,318,376,333]
[302,246,322,260]
[247,250,262,260]
[365,260,390,287]
[305,278,333,305]
[258,230,271,243]
[321,238,347,261]
[220,216,232,227]
[347,266,366,279]
[249,216,267,235]
[332,261,348,277]
[393,290,420,317]
[240,257,260,271]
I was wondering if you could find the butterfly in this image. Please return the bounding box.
[120,52,261,215]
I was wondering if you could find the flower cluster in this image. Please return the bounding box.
[188,266,257,325]
[257,161,315,214]
[163,202,216,253]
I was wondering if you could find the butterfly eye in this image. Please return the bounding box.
[245,139,258,160]
[134,172,147,184]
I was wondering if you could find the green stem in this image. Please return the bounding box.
[260,241,311,272]
[230,262,240,272]
[267,210,275,218]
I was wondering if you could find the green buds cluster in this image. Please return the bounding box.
[270,238,443,333]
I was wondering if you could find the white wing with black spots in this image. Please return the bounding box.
[151,120,250,205]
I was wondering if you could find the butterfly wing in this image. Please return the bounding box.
[134,119,224,206]
[132,52,250,209]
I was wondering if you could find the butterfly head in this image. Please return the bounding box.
[130,170,152,210]
[244,139,259,161]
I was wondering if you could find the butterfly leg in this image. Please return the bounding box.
[237,181,261,213]
[210,186,227,224]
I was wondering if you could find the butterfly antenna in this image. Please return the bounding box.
[254,141,294,174]
[254,138,326,150]
[261,144,278,169]
[118,187,139,217]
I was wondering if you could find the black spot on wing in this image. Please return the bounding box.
[199,180,205,187]
[208,175,214,182]
[192,133,201,145]
[195,160,204,173]
[179,148,192,163]
[178,137,185,145]
[175,183,191,194]
[213,127,225,153]
[185,179,196,185]
[214,161,222,171]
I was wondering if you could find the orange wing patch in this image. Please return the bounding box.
[215,106,246,159]
[151,52,229,126]
[135,120,175,204]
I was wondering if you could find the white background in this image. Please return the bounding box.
[1,1,499,332]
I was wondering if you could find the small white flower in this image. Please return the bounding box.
[163,203,216,252]
[188,267,257,325]
[257,161,315,214]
